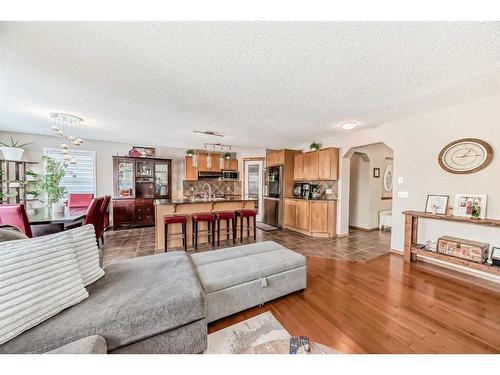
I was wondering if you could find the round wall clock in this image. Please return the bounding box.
[438,138,494,174]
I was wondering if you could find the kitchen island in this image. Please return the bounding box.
[154,197,256,250]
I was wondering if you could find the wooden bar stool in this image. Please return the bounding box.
[235,209,257,241]
[163,215,188,252]
[214,211,236,246]
[192,212,216,250]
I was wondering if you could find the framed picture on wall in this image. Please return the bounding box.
[453,193,487,219]
[381,157,393,200]
[425,195,449,215]
[373,168,380,178]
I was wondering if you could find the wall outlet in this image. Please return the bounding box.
[397,191,409,198]
[397,177,403,184]
[325,188,333,194]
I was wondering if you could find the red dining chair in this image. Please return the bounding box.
[67,193,94,208]
[83,196,105,246]
[98,195,111,245]
[0,204,33,238]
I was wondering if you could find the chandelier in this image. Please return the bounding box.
[49,113,84,165]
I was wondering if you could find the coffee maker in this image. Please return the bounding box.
[292,183,303,198]
[301,183,311,199]
[310,184,321,200]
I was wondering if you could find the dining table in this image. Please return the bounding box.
[27,207,88,232]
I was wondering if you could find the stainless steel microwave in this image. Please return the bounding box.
[221,170,239,181]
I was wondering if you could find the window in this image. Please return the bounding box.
[44,148,96,194]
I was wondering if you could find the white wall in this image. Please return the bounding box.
[295,94,500,260]
[349,153,370,228]
[348,143,393,229]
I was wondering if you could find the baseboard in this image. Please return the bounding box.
[349,225,379,232]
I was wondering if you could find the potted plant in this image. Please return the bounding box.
[25,169,38,181]
[38,156,67,213]
[186,149,196,156]
[0,137,33,161]
[26,189,40,200]
[223,152,232,160]
[309,141,321,151]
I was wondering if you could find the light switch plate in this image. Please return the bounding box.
[325,188,333,194]
[397,177,403,184]
[397,191,409,198]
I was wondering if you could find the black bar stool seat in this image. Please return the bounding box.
[214,211,236,246]
[163,214,188,251]
[192,212,216,250]
[235,209,257,241]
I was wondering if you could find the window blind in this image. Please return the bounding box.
[44,148,96,194]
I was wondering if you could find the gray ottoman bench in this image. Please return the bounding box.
[190,241,307,323]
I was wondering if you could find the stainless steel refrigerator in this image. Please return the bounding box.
[263,165,283,228]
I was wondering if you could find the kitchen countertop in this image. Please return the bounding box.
[154,197,257,205]
[284,196,338,201]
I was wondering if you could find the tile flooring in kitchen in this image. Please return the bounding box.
[101,225,391,268]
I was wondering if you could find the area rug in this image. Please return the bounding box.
[205,312,290,354]
[256,222,279,231]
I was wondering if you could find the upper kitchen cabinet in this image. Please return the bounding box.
[318,148,339,180]
[266,150,284,167]
[185,156,198,180]
[197,153,221,172]
[304,151,319,180]
[293,153,305,181]
[293,147,339,181]
[223,158,238,171]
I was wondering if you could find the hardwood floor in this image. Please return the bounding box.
[102,226,500,353]
[209,254,500,354]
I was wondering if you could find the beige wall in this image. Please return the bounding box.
[0,131,267,203]
[295,94,500,279]
[348,143,393,229]
[349,153,370,228]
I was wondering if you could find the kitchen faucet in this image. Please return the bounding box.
[202,183,212,199]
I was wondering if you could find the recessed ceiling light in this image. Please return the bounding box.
[339,121,358,130]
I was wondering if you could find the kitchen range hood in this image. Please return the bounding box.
[198,171,223,179]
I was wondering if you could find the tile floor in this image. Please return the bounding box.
[102,225,390,268]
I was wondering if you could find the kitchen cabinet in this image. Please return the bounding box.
[197,153,221,172]
[304,151,319,181]
[283,199,297,227]
[266,150,285,167]
[223,158,238,171]
[310,201,328,233]
[293,147,339,181]
[185,156,198,180]
[293,153,305,181]
[295,200,310,231]
[283,198,336,238]
[318,148,339,180]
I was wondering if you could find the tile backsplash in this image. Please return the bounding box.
[183,180,241,197]
[298,180,338,200]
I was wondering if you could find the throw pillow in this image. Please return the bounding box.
[0,226,29,242]
[66,225,105,286]
[0,232,89,345]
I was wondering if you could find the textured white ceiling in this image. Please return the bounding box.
[0,22,499,149]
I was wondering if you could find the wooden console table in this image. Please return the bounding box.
[403,210,500,276]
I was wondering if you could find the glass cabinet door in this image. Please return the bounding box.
[136,160,154,177]
[154,161,169,197]
[117,159,135,197]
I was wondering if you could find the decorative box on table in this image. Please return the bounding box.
[437,236,489,264]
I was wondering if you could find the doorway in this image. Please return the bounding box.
[243,158,264,221]
[346,142,394,232]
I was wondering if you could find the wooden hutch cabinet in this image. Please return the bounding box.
[112,156,172,230]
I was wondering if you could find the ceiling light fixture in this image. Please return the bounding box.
[339,121,358,130]
[193,130,224,137]
[49,113,84,165]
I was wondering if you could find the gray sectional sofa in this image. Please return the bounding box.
[0,241,306,354]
